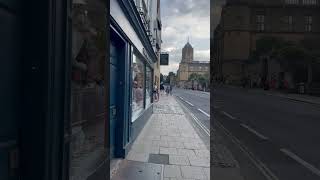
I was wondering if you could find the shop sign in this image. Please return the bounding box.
[160,53,169,65]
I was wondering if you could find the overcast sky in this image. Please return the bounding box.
[160,0,210,75]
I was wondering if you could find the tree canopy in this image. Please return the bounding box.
[248,36,320,67]
[188,73,210,87]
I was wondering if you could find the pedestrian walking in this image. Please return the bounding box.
[165,86,169,96]
[169,85,173,95]
[153,83,158,101]
[160,83,164,95]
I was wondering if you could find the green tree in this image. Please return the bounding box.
[167,72,176,85]
[248,36,320,84]
[188,73,199,89]
[189,73,209,90]
[201,73,210,90]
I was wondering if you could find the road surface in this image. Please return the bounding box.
[213,86,320,180]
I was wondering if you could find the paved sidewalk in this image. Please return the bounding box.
[112,95,244,180]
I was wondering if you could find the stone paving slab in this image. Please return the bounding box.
[112,95,243,180]
[180,166,207,179]
[121,96,209,180]
[111,160,162,180]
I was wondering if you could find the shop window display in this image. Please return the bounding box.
[132,53,145,122]
[69,0,107,179]
[145,66,153,107]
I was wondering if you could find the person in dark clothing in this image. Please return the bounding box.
[160,84,164,95]
[165,86,169,96]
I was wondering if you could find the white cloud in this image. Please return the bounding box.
[161,62,180,75]
[194,49,210,60]
[160,0,210,75]
[163,46,177,52]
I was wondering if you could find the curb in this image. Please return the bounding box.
[265,93,320,106]
[219,85,320,106]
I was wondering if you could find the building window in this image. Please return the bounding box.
[285,0,299,4]
[286,15,293,31]
[132,53,145,122]
[236,16,244,26]
[190,66,193,71]
[305,15,312,32]
[256,15,265,32]
[145,66,152,107]
[302,0,318,5]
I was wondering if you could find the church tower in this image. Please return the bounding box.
[182,39,193,63]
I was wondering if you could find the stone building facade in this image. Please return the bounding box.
[213,0,320,88]
[177,42,210,88]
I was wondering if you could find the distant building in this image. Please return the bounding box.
[177,41,210,88]
[213,0,320,87]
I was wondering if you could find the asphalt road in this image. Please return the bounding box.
[213,86,320,180]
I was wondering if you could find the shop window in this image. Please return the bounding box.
[145,66,152,107]
[132,53,145,121]
[69,0,106,179]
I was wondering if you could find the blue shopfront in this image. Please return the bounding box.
[110,0,157,159]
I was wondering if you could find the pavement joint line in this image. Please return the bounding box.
[215,120,279,180]
[221,111,237,120]
[176,97,210,136]
[280,148,320,177]
[198,108,210,117]
[240,124,269,140]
